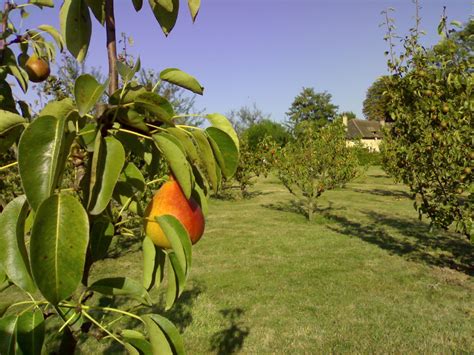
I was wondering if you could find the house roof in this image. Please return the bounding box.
[346,119,384,139]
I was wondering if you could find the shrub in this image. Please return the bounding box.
[276,120,360,221]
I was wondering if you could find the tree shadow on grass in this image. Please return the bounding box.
[261,199,305,216]
[324,210,474,276]
[352,188,411,199]
[162,281,205,332]
[107,233,143,259]
[212,189,270,201]
[261,200,344,222]
[209,308,250,355]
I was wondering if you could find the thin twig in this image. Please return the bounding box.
[0,161,18,171]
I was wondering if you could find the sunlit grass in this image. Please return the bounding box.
[177,166,473,353]
[4,167,472,353]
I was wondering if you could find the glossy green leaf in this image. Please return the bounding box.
[0,282,10,293]
[146,314,185,355]
[0,110,25,153]
[17,101,32,120]
[121,162,146,191]
[121,329,153,354]
[192,184,208,217]
[113,162,145,215]
[0,315,18,355]
[0,301,13,318]
[206,127,239,178]
[79,123,97,152]
[89,277,152,306]
[192,164,210,197]
[142,237,166,291]
[188,0,200,21]
[0,195,36,293]
[16,309,45,355]
[206,113,239,150]
[60,0,92,62]
[88,135,126,215]
[117,57,141,82]
[124,343,140,355]
[85,0,105,24]
[153,133,193,198]
[30,193,89,305]
[191,129,218,192]
[9,64,28,94]
[148,0,179,36]
[144,141,164,178]
[166,127,200,163]
[134,92,175,125]
[165,255,178,310]
[113,182,143,216]
[0,126,20,153]
[131,0,143,11]
[109,83,147,105]
[39,98,76,119]
[0,268,6,286]
[156,215,191,273]
[115,130,146,157]
[215,164,222,191]
[160,68,203,95]
[167,251,185,298]
[3,48,28,93]
[29,0,54,7]
[0,267,9,293]
[37,24,64,52]
[18,115,74,211]
[0,79,19,113]
[142,314,173,355]
[90,216,114,262]
[117,108,149,133]
[0,110,26,135]
[75,74,107,116]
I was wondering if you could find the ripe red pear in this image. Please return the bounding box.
[144,178,205,248]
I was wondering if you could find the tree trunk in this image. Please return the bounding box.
[105,0,118,94]
[308,200,314,221]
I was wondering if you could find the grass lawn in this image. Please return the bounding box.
[4,166,472,353]
[172,166,473,354]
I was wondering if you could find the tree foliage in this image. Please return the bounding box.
[227,102,270,135]
[231,136,277,198]
[276,120,360,221]
[138,68,204,126]
[381,6,472,238]
[0,1,239,353]
[362,76,392,122]
[243,119,289,150]
[286,87,338,132]
[340,111,357,120]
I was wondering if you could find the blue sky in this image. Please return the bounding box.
[22,0,472,122]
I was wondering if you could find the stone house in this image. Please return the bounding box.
[343,116,384,152]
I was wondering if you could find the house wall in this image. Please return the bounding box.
[346,139,381,152]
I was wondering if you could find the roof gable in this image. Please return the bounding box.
[346,119,384,139]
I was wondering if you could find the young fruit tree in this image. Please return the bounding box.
[0,0,239,353]
[233,135,277,198]
[276,120,359,221]
[380,4,472,238]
